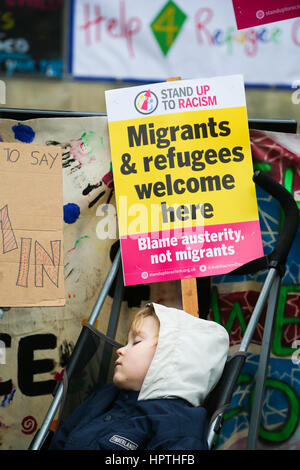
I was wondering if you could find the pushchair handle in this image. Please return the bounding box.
[253,170,299,267]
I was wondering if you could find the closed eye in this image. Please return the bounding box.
[133,336,143,345]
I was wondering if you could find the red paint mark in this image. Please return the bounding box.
[21,416,37,435]
[0,204,18,253]
[54,369,65,382]
[16,238,31,287]
[35,240,61,287]
[0,420,9,430]
[79,1,142,58]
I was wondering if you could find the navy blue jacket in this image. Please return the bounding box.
[51,383,208,451]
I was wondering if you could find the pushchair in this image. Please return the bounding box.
[28,168,298,451]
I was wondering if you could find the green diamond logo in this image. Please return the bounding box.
[151,1,187,56]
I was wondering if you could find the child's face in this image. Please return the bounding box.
[113,315,158,391]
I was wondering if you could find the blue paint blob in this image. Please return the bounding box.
[12,123,35,143]
[64,203,80,224]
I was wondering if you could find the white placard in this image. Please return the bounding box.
[70,0,300,86]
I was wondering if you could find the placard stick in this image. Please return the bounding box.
[166,77,199,317]
[181,278,199,317]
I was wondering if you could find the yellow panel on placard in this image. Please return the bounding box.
[108,106,258,237]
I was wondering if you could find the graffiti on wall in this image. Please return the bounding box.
[0,1,63,77]
[0,116,116,449]
[212,129,300,449]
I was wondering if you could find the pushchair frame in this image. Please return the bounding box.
[205,169,299,449]
[28,169,299,451]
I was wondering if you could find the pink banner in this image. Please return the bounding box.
[232,0,300,29]
[120,220,263,285]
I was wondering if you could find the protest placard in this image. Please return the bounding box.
[105,74,264,286]
[0,142,65,306]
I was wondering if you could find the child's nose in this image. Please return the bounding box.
[117,345,126,356]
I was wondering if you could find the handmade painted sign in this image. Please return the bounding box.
[70,0,300,86]
[232,0,300,30]
[105,74,264,286]
[0,142,65,306]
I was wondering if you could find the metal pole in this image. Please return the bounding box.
[206,268,279,449]
[106,263,124,338]
[29,382,64,450]
[29,250,121,450]
[98,263,124,385]
[207,417,218,449]
[239,268,277,352]
[87,249,121,326]
[246,272,281,449]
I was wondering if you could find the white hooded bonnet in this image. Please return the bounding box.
[138,303,229,407]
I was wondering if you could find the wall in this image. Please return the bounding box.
[2,77,300,126]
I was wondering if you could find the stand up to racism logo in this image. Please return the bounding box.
[134,89,158,114]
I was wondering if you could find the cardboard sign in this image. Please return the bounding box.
[232,0,300,29]
[105,74,264,286]
[0,142,65,306]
